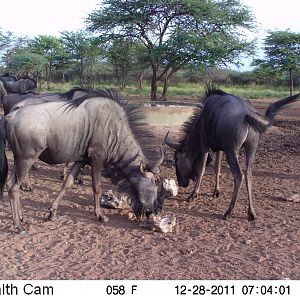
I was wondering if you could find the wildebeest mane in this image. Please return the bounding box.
[60,86,95,101]
[64,88,155,159]
[64,88,158,216]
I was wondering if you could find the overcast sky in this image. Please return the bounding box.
[0,0,299,69]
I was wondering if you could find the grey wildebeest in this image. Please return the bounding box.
[0,80,7,102]
[0,74,37,94]
[2,86,92,115]
[165,86,300,221]
[2,87,101,185]
[0,89,164,234]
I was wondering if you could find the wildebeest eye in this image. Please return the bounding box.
[180,147,188,155]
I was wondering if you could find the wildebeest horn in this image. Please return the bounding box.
[164,131,181,150]
[148,147,164,174]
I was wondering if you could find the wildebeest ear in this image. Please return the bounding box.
[139,162,148,174]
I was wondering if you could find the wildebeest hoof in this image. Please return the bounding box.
[46,210,57,221]
[19,230,30,237]
[98,215,109,223]
[20,185,33,192]
[188,192,198,202]
[213,190,220,198]
[222,212,231,220]
[248,212,256,221]
[76,178,85,185]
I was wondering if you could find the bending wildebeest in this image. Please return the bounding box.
[0,74,37,94]
[165,87,300,221]
[0,89,164,234]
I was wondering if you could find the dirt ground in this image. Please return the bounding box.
[0,97,299,280]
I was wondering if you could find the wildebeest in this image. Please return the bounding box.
[1,87,92,116]
[0,80,7,102]
[165,86,300,221]
[0,74,37,94]
[1,88,97,190]
[0,89,164,234]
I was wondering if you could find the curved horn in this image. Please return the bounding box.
[164,131,181,150]
[148,147,164,174]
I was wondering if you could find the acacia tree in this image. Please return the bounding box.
[60,30,102,84]
[29,35,68,86]
[5,51,47,81]
[252,30,300,95]
[87,0,256,100]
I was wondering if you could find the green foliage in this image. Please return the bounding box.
[86,0,256,100]
[6,51,47,75]
[252,30,300,94]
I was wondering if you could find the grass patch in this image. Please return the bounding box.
[39,82,292,101]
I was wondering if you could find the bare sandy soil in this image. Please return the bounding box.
[0,97,299,280]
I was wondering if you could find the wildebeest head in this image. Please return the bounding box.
[129,149,164,217]
[164,131,211,188]
[164,132,194,187]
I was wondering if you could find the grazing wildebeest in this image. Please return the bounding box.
[0,74,37,94]
[0,89,164,234]
[165,86,300,221]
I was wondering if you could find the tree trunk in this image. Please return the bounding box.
[150,66,158,101]
[161,75,171,101]
[289,69,294,96]
[138,71,144,90]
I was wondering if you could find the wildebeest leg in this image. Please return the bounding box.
[244,145,257,221]
[188,148,209,201]
[7,160,34,234]
[90,159,109,222]
[20,174,33,192]
[213,151,223,197]
[223,150,244,220]
[60,162,69,180]
[47,161,85,221]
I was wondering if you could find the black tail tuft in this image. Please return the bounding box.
[265,93,300,124]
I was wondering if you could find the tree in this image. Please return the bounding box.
[60,30,102,84]
[252,30,300,95]
[5,51,47,81]
[29,35,67,86]
[0,29,14,52]
[86,0,256,100]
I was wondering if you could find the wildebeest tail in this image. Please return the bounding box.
[265,93,300,124]
[245,93,300,134]
[0,117,8,196]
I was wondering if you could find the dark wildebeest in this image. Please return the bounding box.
[0,89,164,235]
[0,74,37,94]
[165,87,300,221]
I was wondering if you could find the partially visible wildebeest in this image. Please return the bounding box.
[0,89,164,234]
[0,74,36,93]
[1,88,98,190]
[165,86,300,221]
[0,74,37,94]
[0,80,7,103]
[2,86,93,115]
